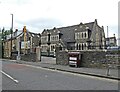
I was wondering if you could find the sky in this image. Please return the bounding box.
[0,0,119,42]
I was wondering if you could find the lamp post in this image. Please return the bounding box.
[10,14,13,59]
[1,38,4,58]
[39,39,41,61]
[1,28,4,58]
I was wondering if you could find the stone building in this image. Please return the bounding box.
[41,19,106,56]
[106,34,117,47]
[74,19,105,50]
[3,26,40,58]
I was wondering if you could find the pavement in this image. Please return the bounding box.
[1,57,120,81]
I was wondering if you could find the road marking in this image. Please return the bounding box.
[1,71,19,83]
[22,64,118,83]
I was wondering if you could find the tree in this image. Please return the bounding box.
[0,27,11,58]
[0,27,5,58]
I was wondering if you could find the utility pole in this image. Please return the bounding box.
[1,28,4,58]
[107,26,109,48]
[10,14,13,59]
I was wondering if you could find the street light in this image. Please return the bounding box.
[1,38,4,58]
[10,14,13,59]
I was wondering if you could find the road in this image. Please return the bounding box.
[1,59,118,90]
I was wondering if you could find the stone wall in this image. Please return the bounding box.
[21,53,37,62]
[11,53,37,62]
[56,49,120,69]
[56,50,69,65]
[80,50,119,68]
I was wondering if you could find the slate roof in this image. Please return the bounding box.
[58,22,94,43]
[29,31,41,38]
[41,21,95,44]
[4,29,40,41]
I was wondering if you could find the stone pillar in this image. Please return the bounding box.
[56,45,69,65]
[17,37,21,60]
[36,46,41,61]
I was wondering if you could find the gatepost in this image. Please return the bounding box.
[36,46,41,61]
[17,37,21,61]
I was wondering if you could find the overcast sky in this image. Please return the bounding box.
[0,0,119,39]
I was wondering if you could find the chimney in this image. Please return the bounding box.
[15,29,18,32]
[94,19,98,24]
[113,34,115,37]
[102,26,104,30]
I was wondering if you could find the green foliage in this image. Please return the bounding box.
[0,27,12,40]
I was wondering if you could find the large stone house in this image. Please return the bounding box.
[41,19,106,56]
[75,19,106,50]
[3,26,41,58]
[106,34,117,47]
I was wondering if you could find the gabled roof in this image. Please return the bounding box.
[4,32,23,42]
[84,22,94,30]
[41,21,95,43]
[57,21,94,32]
[57,22,94,43]
[4,29,40,42]
[58,25,77,43]
[28,31,40,38]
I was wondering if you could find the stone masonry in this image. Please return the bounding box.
[56,48,120,69]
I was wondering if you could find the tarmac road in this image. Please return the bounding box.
[2,60,118,90]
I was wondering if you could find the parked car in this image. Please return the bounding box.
[107,46,120,51]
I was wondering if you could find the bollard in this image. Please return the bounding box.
[106,64,111,76]
[106,67,110,76]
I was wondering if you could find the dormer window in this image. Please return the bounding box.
[37,35,40,37]
[80,26,82,28]
[79,22,83,28]
[86,27,89,29]
[32,34,34,37]
[57,31,60,33]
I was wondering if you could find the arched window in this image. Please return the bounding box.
[56,36,58,40]
[59,45,62,50]
[82,33,83,38]
[53,36,55,41]
[53,46,55,49]
[85,33,86,38]
[82,44,84,50]
[76,44,78,50]
[84,44,86,50]
[79,44,81,50]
